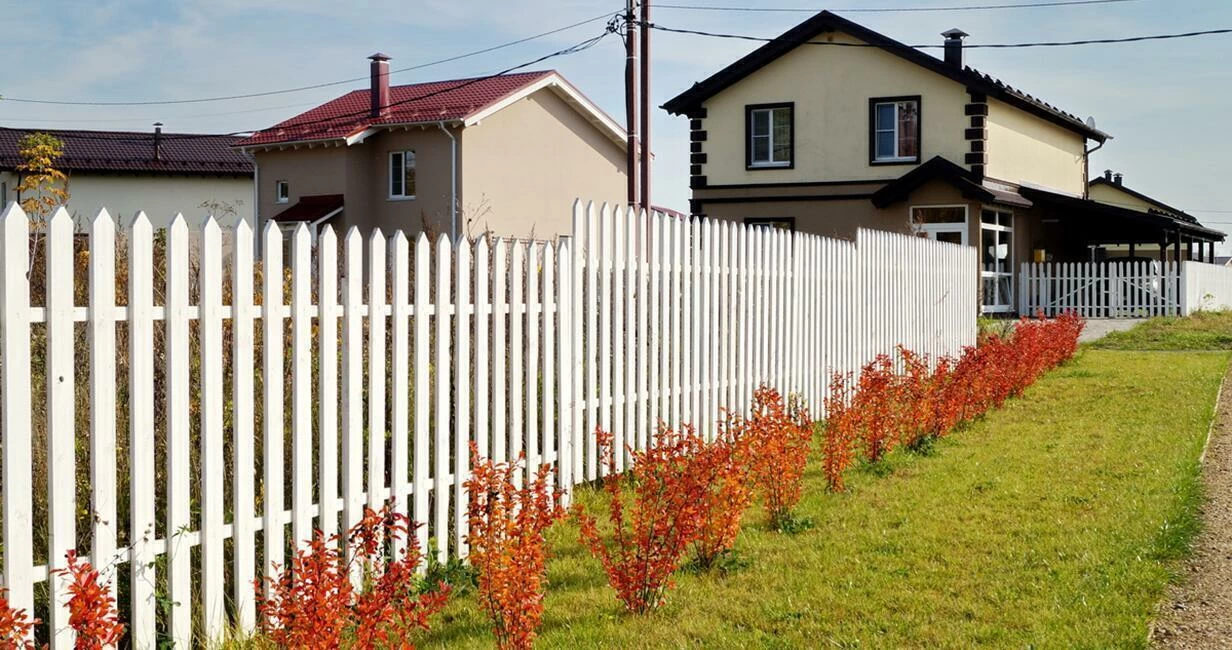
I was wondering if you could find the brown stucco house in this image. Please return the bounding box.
[235,55,627,243]
[663,11,1224,313]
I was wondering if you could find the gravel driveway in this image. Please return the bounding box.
[1079,318,1146,343]
[1152,366,1232,648]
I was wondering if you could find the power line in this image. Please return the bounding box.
[0,12,616,107]
[0,101,325,125]
[643,21,1232,48]
[657,0,1144,13]
[0,29,616,144]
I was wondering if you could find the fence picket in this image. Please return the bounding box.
[341,228,364,575]
[455,240,472,556]
[318,227,340,540]
[391,232,410,553]
[165,216,193,647]
[231,220,257,632]
[88,209,117,601]
[199,217,226,639]
[368,231,388,514]
[292,224,314,550]
[45,209,75,649]
[434,235,452,564]
[413,234,431,560]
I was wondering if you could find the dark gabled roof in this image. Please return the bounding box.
[271,194,344,222]
[0,127,252,176]
[871,155,997,208]
[1018,185,1224,241]
[662,10,1109,143]
[1088,177,1198,223]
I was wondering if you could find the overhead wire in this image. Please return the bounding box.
[656,0,1145,13]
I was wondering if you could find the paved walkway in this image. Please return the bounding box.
[1079,318,1145,343]
[1152,365,1232,648]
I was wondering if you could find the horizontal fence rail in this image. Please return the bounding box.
[1019,261,1182,318]
[0,200,976,647]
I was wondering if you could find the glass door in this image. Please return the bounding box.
[911,205,968,246]
[980,209,1014,313]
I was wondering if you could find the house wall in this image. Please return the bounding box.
[1088,183,1156,212]
[255,146,346,225]
[0,170,252,230]
[984,99,1086,196]
[697,30,970,186]
[461,88,626,240]
[352,126,461,239]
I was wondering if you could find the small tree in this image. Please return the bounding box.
[15,132,69,273]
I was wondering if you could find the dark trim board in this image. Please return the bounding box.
[744,102,796,171]
[696,193,875,205]
[868,95,922,166]
[699,178,887,190]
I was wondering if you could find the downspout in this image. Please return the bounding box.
[1083,138,1107,199]
[438,121,458,242]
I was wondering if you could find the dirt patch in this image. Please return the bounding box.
[1152,367,1232,648]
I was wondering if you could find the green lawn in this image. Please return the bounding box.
[1093,310,1232,351]
[416,347,1226,648]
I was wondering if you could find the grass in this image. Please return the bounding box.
[1092,310,1232,351]
[401,343,1227,648]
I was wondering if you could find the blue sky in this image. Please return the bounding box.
[4,0,1231,248]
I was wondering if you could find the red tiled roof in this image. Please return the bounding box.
[272,194,344,222]
[237,71,556,148]
[0,127,252,175]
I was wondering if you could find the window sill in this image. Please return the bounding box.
[870,157,920,166]
[275,199,289,204]
[746,162,793,171]
[388,195,417,202]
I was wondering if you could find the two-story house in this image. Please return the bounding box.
[663,11,1224,313]
[235,55,628,243]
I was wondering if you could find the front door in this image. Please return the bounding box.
[980,208,1015,313]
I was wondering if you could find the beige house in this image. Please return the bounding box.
[663,11,1224,313]
[236,56,627,242]
[0,127,252,229]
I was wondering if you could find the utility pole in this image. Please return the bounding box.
[639,0,651,211]
[625,0,639,208]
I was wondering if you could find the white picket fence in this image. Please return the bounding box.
[0,200,976,648]
[1019,261,1182,318]
[1181,260,1232,314]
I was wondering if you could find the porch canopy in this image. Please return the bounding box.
[1016,186,1225,263]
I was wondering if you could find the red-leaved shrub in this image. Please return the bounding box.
[55,551,124,650]
[691,415,754,568]
[0,589,35,649]
[576,426,708,613]
[466,445,565,650]
[739,387,814,530]
[822,373,859,493]
[255,505,449,650]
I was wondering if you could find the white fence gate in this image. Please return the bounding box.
[1019,261,1182,318]
[0,200,976,647]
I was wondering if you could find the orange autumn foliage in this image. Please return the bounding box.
[54,551,124,650]
[0,589,36,649]
[255,505,449,650]
[739,387,814,530]
[822,373,859,492]
[465,444,566,650]
[576,426,708,613]
[691,415,754,568]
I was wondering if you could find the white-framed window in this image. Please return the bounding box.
[871,97,920,164]
[389,150,416,199]
[275,180,289,204]
[746,103,793,169]
[910,204,967,246]
[744,217,795,232]
[980,208,1014,313]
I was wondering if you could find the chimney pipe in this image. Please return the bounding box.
[1113,173,1123,186]
[369,53,392,118]
[942,28,968,68]
[1103,169,1113,182]
[153,122,163,162]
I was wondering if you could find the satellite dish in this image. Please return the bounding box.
[1085,116,1097,129]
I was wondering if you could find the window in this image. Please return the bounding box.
[746,103,793,169]
[870,97,920,164]
[389,150,416,199]
[744,217,795,231]
[980,209,1014,313]
[275,180,289,204]
[910,205,967,246]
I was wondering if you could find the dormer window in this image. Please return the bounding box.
[870,97,921,164]
[746,103,793,169]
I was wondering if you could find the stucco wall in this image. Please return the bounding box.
[1089,183,1155,212]
[0,171,252,230]
[461,88,626,240]
[353,126,461,239]
[255,146,346,224]
[984,99,1086,195]
[698,31,970,185]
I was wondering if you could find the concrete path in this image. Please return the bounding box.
[1079,318,1145,343]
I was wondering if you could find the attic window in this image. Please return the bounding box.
[871,97,921,164]
[746,103,793,169]
[275,180,289,204]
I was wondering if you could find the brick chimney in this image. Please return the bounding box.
[942,29,968,68]
[369,53,391,118]
[153,122,163,161]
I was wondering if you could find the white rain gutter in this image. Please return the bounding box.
[438,121,458,242]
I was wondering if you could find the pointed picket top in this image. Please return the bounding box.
[90,207,115,236]
[0,200,27,245]
[436,232,451,259]
[201,214,221,239]
[318,223,336,249]
[233,215,252,241]
[292,221,311,249]
[415,230,430,258]
[263,217,284,244]
[344,225,363,249]
[369,227,385,246]
[130,211,152,238]
[168,212,188,235]
[48,205,73,238]
[392,230,409,256]
[475,234,490,261]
